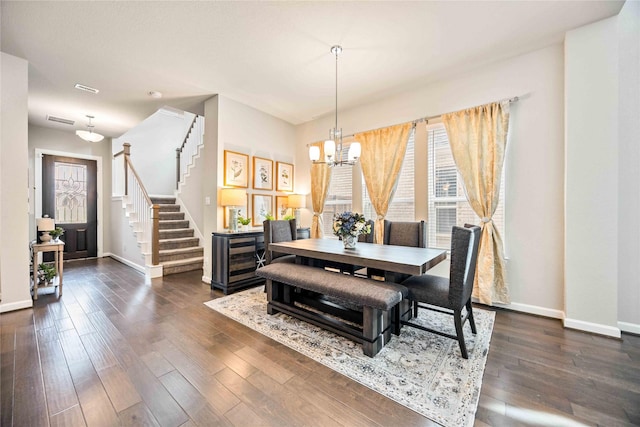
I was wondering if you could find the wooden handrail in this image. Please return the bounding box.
[125,156,153,206]
[178,115,198,152]
[176,115,201,189]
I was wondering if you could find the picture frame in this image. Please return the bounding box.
[276,161,294,192]
[252,157,273,190]
[223,195,249,229]
[224,150,249,188]
[252,194,273,227]
[275,195,290,220]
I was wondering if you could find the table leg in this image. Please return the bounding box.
[57,247,63,297]
[33,249,39,300]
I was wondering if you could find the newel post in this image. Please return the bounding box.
[151,204,160,266]
[123,143,131,196]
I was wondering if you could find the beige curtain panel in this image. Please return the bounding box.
[356,123,412,244]
[443,101,510,305]
[309,142,332,238]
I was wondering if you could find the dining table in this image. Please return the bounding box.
[268,238,447,280]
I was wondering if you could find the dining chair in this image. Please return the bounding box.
[369,220,426,281]
[400,224,481,359]
[263,219,297,265]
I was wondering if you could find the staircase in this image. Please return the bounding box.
[152,196,204,275]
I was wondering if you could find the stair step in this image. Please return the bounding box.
[159,247,204,262]
[158,204,181,213]
[159,212,185,221]
[162,257,203,275]
[151,196,176,205]
[159,220,190,229]
[159,228,194,239]
[159,237,199,250]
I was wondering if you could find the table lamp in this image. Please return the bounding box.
[287,194,306,228]
[220,188,246,233]
[37,216,55,242]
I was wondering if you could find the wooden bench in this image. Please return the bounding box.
[255,263,408,357]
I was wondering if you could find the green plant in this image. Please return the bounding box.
[237,215,252,226]
[283,214,295,221]
[265,212,275,221]
[49,226,65,239]
[38,263,56,283]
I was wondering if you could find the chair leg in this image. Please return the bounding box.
[466,300,477,334]
[413,300,418,318]
[453,309,468,359]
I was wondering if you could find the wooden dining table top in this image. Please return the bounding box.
[269,238,447,276]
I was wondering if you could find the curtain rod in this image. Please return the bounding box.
[337,95,519,140]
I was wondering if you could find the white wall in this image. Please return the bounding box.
[200,95,297,281]
[296,44,566,318]
[108,198,146,273]
[617,0,640,334]
[28,124,112,255]
[0,52,32,312]
[564,17,620,338]
[113,108,195,195]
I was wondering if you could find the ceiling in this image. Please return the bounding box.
[1,1,624,139]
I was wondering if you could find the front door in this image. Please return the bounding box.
[42,155,97,259]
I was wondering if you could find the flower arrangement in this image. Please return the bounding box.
[237,215,252,226]
[332,211,371,238]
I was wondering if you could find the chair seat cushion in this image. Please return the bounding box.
[402,274,451,309]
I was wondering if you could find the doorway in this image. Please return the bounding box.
[41,154,98,259]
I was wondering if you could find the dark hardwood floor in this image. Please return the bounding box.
[1,258,639,426]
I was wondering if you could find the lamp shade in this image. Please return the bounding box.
[76,130,104,142]
[348,142,361,161]
[287,194,306,209]
[309,146,320,162]
[220,188,246,207]
[37,217,55,231]
[324,140,336,158]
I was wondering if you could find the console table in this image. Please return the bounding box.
[31,241,64,300]
[211,228,309,295]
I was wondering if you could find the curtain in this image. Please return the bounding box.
[442,101,510,305]
[310,142,332,238]
[356,123,412,244]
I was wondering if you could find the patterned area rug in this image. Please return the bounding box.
[205,287,495,427]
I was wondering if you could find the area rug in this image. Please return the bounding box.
[204,287,495,427]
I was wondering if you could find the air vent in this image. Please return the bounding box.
[46,115,75,125]
[74,83,99,94]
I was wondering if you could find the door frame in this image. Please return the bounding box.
[35,148,104,258]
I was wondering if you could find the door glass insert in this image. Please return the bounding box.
[55,162,87,223]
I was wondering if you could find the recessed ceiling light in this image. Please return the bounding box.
[148,91,162,99]
[74,83,99,94]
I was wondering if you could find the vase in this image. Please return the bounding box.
[343,234,357,249]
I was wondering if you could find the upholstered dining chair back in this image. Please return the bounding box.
[383,220,426,248]
[263,219,297,264]
[448,225,481,309]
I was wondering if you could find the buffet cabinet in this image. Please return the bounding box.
[211,228,310,294]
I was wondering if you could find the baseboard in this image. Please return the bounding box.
[0,299,33,313]
[107,254,146,275]
[618,321,640,335]
[564,318,621,338]
[202,274,211,284]
[472,298,565,319]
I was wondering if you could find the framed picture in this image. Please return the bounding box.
[276,161,294,192]
[275,196,290,220]
[252,157,273,190]
[223,195,249,229]
[224,150,249,188]
[252,194,273,227]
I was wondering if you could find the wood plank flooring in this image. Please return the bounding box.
[1,258,639,426]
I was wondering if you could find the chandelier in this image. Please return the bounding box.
[76,115,104,142]
[309,45,361,167]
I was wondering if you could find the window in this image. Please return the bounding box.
[363,129,415,222]
[427,123,505,249]
[321,143,353,237]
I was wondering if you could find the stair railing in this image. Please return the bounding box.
[114,143,160,265]
[176,115,205,189]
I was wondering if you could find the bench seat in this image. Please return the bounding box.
[256,263,408,357]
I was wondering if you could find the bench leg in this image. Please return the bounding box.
[362,307,392,357]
